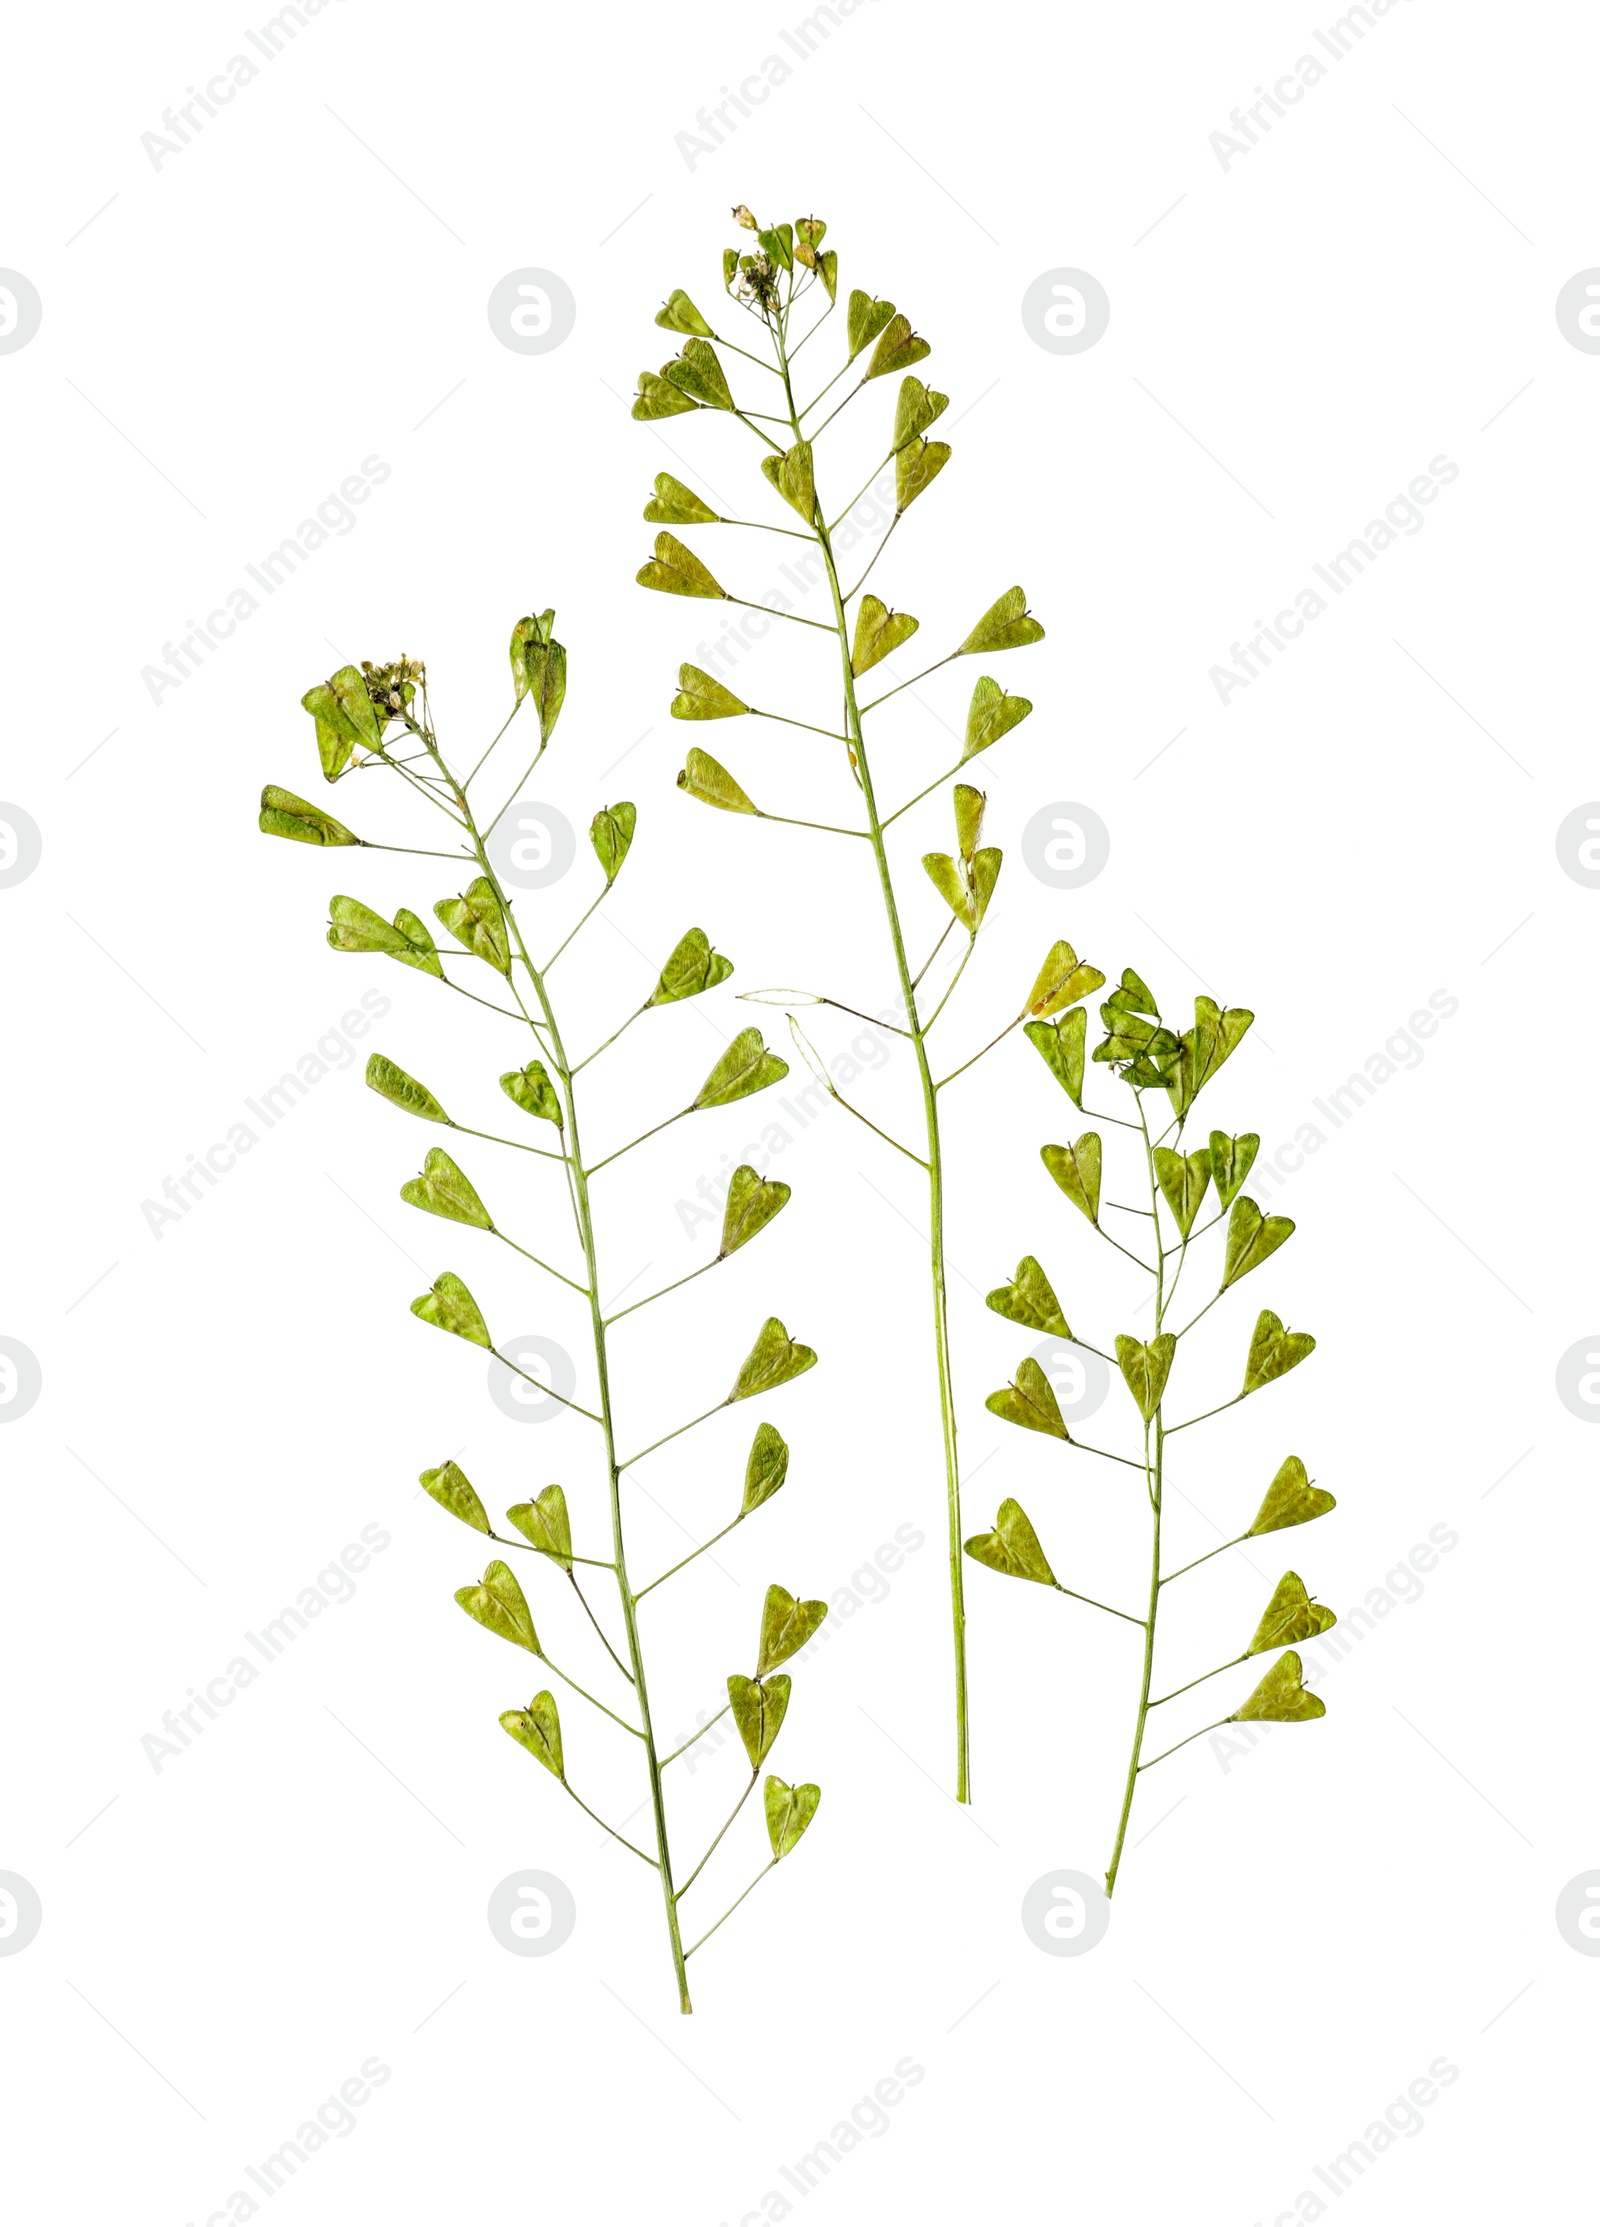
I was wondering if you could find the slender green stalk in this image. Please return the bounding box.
[778,347,971,1801]
[1057,1583,1147,1629]
[934,1012,1021,1093]
[1136,1719,1231,1772]
[685,1860,776,1959]
[605,1256,719,1327]
[911,919,957,990]
[632,217,1052,1806]
[558,1782,658,1866]
[963,945,1332,1896]
[423,732,695,2013]
[1103,1095,1167,1896]
[493,1230,591,1297]
[673,1770,758,1897]
[490,1535,616,1572]
[539,1653,645,1740]
[619,1402,726,1473]
[567,1570,638,1684]
[1148,1654,1249,1708]
[1161,1534,1249,1585]
[588,1108,690,1173]
[635,1516,742,1600]
[659,1704,730,1768]
[268,627,826,2012]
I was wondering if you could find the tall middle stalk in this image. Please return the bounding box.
[634,214,1050,1802]
[767,326,970,1802]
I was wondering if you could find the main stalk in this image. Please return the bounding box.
[428,730,693,2009]
[1104,1093,1165,1894]
[771,316,970,1802]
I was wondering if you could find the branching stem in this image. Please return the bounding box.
[567,1570,637,1685]
[1161,1534,1249,1585]
[1104,1091,1168,1896]
[540,1653,644,1739]
[749,708,854,745]
[497,1354,603,1428]
[1138,1719,1231,1772]
[1149,1653,1248,1708]
[674,1771,758,1898]
[557,1780,658,1866]
[588,1107,690,1175]
[543,887,610,972]
[619,1401,727,1473]
[921,941,975,1033]
[684,1860,777,1958]
[494,1231,591,1298]
[933,1010,1020,1090]
[856,654,958,716]
[415,722,695,2012]
[911,918,957,990]
[635,1516,743,1600]
[727,595,834,634]
[764,311,972,1801]
[1166,1393,1246,1435]
[489,1532,615,1573]
[759,812,870,839]
[606,1255,722,1328]
[840,515,900,604]
[572,1006,646,1075]
[660,1704,731,1768]
[1055,1582,1147,1629]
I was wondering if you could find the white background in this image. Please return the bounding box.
[3,2,1595,2221]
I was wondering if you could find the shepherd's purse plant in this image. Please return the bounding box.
[963,964,1336,1892]
[629,203,1066,1801]
[257,617,831,2011]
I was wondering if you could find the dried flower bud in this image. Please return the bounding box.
[731,204,758,231]
[736,253,780,312]
[357,657,421,728]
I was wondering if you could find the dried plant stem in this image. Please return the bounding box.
[1135,1719,1229,1773]
[685,1860,777,1959]
[274,632,828,2004]
[416,723,694,2012]
[1103,1096,1167,1897]
[659,1704,730,1768]
[767,328,971,1804]
[673,1771,758,1898]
